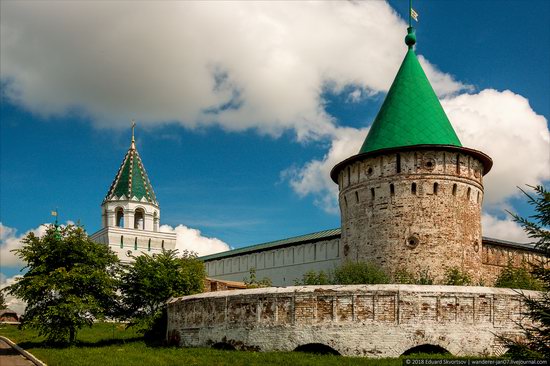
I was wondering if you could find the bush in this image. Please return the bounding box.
[495,262,544,291]
[444,267,472,286]
[333,261,389,285]
[295,270,331,285]
[394,269,434,285]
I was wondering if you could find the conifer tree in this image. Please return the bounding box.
[508,185,549,358]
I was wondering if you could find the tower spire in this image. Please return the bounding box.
[406,0,418,49]
[131,119,136,150]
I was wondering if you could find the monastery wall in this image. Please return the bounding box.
[167,285,536,357]
[204,238,340,286]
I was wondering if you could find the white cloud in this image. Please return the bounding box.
[481,213,530,243]
[285,127,367,213]
[160,224,230,257]
[0,275,26,315]
[0,222,48,267]
[442,89,550,206]
[1,1,467,141]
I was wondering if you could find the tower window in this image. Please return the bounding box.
[390,183,395,196]
[467,187,471,201]
[411,183,417,195]
[134,237,138,250]
[116,208,124,228]
[120,235,124,248]
[396,154,401,173]
[148,238,151,252]
[477,191,480,204]
[371,187,375,200]
[433,182,439,195]
[456,154,460,174]
[161,240,165,250]
[355,191,359,203]
[452,184,457,196]
[134,208,145,230]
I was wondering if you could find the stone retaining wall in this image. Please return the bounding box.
[167,285,537,357]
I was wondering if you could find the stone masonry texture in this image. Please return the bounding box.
[167,285,537,357]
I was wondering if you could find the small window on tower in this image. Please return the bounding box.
[134,237,137,250]
[116,208,124,228]
[411,183,417,195]
[390,183,395,196]
[371,187,375,200]
[433,182,439,195]
[161,240,165,250]
[452,184,457,196]
[355,191,359,203]
[467,187,471,201]
[396,154,401,173]
[148,238,151,252]
[120,235,124,248]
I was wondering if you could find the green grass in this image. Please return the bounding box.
[0,323,502,366]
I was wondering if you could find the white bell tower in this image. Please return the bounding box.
[91,122,176,262]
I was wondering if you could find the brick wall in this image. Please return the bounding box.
[167,285,537,357]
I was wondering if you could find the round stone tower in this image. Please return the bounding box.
[330,27,492,282]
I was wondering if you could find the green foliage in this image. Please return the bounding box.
[5,224,119,343]
[505,185,550,358]
[294,270,331,285]
[119,249,205,335]
[0,290,6,310]
[495,261,543,291]
[394,269,434,285]
[332,261,389,285]
[244,267,272,288]
[443,267,472,286]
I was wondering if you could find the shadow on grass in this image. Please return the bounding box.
[18,336,144,350]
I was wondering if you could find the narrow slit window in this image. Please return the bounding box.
[161,240,165,250]
[452,184,457,196]
[120,235,124,248]
[134,237,138,250]
[396,154,401,173]
[390,183,395,196]
[411,182,417,195]
[344,195,348,208]
[433,182,439,195]
[477,191,480,204]
[467,187,471,201]
[456,154,460,174]
[148,238,151,251]
[371,187,375,200]
[355,191,359,203]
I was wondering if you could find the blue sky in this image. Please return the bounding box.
[1,1,549,280]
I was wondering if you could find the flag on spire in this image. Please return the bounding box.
[411,8,419,22]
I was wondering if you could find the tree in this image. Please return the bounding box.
[5,224,119,343]
[507,185,550,358]
[444,267,472,286]
[294,270,331,285]
[119,249,204,336]
[0,290,7,310]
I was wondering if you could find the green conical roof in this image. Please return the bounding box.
[359,31,462,154]
[103,141,158,206]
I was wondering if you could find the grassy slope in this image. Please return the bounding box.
[0,322,500,366]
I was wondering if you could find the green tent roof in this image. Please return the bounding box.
[103,142,158,206]
[359,38,462,154]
